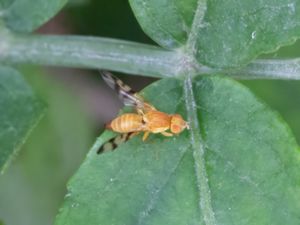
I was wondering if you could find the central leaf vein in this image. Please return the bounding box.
[183,75,216,225]
[186,0,208,55]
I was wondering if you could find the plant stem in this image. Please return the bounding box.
[1,28,300,80]
[0,29,185,78]
[226,59,300,80]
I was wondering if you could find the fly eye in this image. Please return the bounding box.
[171,124,181,134]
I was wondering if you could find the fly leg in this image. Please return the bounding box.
[137,108,145,116]
[161,131,173,137]
[142,131,150,141]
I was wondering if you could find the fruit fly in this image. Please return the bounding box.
[97,71,189,154]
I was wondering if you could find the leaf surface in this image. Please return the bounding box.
[55,76,300,225]
[0,0,67,32]
[0,66,44,172]
[0,68,93,225]
[129,0,300,68]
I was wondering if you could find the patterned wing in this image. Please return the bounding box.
[100,70,156,112]
[97,132,137,154]
[100,70,144,107]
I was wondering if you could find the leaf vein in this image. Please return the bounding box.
[186,0,208,55]
[137,145,189,224]
[183,75,216,225]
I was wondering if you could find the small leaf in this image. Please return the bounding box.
[55,76,300,225]
[0,66,44,172]
[0,0,67,32]
[129,0,300,68]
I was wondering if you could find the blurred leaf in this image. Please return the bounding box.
[129,0,300,68]
[242,39,300,142]
[0,66,44,173]
[0,0,67,32]
[55,76,300,225]
[242,80,300,143]
[67,0,90,8]
[66,0,154,43]
[0,68,93,225]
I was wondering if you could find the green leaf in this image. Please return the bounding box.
[0,0,67,32]
[129,0,300,68]
[55,76,300,225]
[0,66,44,172]
[0,67,93,225]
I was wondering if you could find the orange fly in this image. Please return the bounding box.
[97,71,189,154]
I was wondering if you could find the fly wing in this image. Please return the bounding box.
[97,132,137,154]
[100,70,146,109]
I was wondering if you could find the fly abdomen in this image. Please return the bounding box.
[110,113,144,133]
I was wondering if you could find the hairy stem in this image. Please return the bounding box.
[0,28,300,80]
[226,59,300,79]
[0,29,185,78]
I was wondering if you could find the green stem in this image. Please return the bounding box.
[1,28,300,80]
[227,58,300,80]
[0,29,187,78]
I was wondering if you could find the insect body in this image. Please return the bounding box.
[106,113,144,133]
[97,71,189,154]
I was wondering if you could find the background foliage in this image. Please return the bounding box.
[0,0,300,225]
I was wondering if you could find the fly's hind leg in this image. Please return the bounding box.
[142,131,150,141]
[161,131,173,137]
